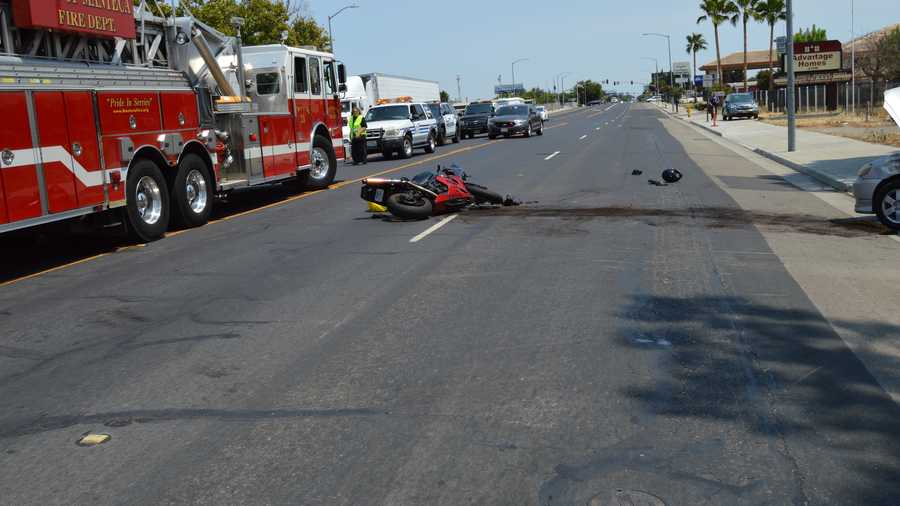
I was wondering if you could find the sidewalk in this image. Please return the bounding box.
[657,103,899,193]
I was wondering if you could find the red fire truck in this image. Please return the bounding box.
[0,1,346,241]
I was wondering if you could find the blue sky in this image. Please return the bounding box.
[312,0,896,100]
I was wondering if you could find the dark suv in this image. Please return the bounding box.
[723,92,760,120]
[460,102,495,139]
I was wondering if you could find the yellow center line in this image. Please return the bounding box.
[0,253,111,288]
[1,139,504,287]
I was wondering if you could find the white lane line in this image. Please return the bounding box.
[579,135,588,140]
[410,214,459,243]
[595,127,601,130]
[545,151,560,161]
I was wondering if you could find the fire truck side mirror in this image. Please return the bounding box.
[337,64,347,85]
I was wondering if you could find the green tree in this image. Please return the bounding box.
[440,90,450,102]
[793,24,828,42]
[686,33,708,100]
[734,0,761,92]
[166,0,330,49]
[573,80,604,105]
[856,27,900,86]
[697,0,739,86]
[754,0,786,98]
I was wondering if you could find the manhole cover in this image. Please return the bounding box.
[588,489,666,506]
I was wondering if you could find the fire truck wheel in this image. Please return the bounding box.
[125,159,170,242]
[308,135,337,188]
[172,154,213,228]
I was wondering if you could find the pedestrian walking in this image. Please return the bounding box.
[349,106,367,165]
[710,94,720,127]
[674,95,679,113]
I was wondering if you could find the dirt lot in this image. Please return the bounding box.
[760,110,900,147]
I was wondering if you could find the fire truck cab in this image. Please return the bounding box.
[0,3,346,241]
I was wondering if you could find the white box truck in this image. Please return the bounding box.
[341,74,441,148]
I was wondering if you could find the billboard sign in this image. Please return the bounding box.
[694,75,704,87]
[793,40,842,72]
[673,61,691,75]
[12,0,136,39]
[703,74,716,88]
[774,71,851,86]
[494,83,525,95]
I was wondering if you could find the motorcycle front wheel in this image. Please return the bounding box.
[386,192,433,220]
[466,183,504,205]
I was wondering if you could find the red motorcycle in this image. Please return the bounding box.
[361,165,504,219]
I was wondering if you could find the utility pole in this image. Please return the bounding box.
[851,0,855,114]
[786,0,796,151]
[456,75,462,103]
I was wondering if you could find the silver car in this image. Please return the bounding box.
[854,153,900,230]
[854,87,900,230]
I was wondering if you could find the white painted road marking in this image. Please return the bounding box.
[545,151,560,161]
[579,135,588,140]
[595,127,601,130]
[410,214,459,243]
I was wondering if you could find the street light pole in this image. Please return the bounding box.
[511,58,530,95]
[786,0,796,151]
[327,4,359,54]
[643,33,672,105]
[642,57,659,97]
[851,0,855,113]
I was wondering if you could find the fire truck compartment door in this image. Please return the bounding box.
[0,92,41,222]
[242,116,263,180]
[34,91,78,214]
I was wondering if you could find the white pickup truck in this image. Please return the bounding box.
[363,102,438,159]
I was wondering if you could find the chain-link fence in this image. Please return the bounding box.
[754,81,899,116]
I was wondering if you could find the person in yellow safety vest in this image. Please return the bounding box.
[349,106,368,165]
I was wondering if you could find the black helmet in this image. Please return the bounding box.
[662,169,683,183]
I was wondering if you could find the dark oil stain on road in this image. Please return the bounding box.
[461,206,891,238]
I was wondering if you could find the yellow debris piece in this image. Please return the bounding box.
[367,202,388,213]
[77,433,111,446]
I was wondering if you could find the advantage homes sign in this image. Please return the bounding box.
[793,40,842,72]
[12,0,136,39]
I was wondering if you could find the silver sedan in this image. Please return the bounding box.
[854,152,900,230]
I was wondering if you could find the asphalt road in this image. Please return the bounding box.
[1,104,899,505]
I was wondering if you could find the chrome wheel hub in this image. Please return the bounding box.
[135,176,162,225]
[310,147,329,179]
[185,169,207,214]
[883,190,900,224]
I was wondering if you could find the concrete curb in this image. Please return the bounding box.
[657,104,854,194]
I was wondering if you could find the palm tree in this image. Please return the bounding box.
[686,33,708,101]
[735,0,761,92]
[697,0,739,89]
[755,0,786,100]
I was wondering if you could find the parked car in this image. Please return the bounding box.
[460,101,495,139]
[855,153,900,230]
[854,87,900,229]
[364,102,438,159]
[723,92,759,120]
[427,102,460,145]
[488,104,544,138]
[535,105,549,121]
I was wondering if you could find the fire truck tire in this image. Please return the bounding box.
[172,154,213,228]
[308,135,337,188]
[125,159,170,242]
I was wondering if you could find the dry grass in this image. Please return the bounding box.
[760,109,893,128]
